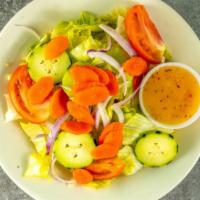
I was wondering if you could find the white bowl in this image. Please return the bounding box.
[1,0,200,200]
[139,62,200,129]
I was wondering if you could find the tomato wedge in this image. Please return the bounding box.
[8,65,50,123]
[86,158,125,180]
[125,5,166,64]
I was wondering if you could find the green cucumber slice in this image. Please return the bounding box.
[135,131,178,167]
[54,132,95,169]
[27,45,71,83]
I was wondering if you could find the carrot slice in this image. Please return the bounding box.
[93,122,123,160]
[61,121,93,134]
[27,77,54,105]
[85,66,109,85]
[44,36,69,60]
[105,70,119,96]
[123,56,148,76]
[86,158,125,180]
[72,82,104,95]
[73,169,93,184]
[67,101,94,125]
[99,122,123,144]
[74,86,109,106]
[92,144,117,160]
[50,88,69,119]
[70,65,99,83]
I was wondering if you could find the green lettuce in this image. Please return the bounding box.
[70,35,108,61]
[24,153,50,178]
[51,9,128,64]
[108,42,129,64]
[123,113,174,145]
[123,113,155,145]
[118,146,143,176]
[20,122,49,155]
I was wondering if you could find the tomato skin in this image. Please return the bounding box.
[86,158,125,180]
[8,65,50,123]
[125,5,166,64]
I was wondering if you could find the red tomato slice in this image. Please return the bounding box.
[125,5,166,64]
[86,158,125,180]
[8,65,50,123]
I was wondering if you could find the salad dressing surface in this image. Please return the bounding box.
[142,66,200,124]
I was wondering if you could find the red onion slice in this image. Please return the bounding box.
[97,96,112,127]
[87,50,127,96]
[112,104,124,123]
[112,87,140,123]
[50,156,75,184]
[46,114,69,155]
[99,24,136,57]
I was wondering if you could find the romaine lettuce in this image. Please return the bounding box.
[118,146,142,175]
[20,122,49,155]
[123,113,155,145]
[24,153,50,178]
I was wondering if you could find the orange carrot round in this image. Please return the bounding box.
[105,70,119,96]
[85,66,109,85]
[92,144,118,160]
[123,56,148,76]
[74,86,109,106]
[99,122,123,144]
[73,169,93,184]
[67,101,94,125]
[72,82,104,95]
[27,76,54,105]
[50,88,69,119]
[70,65,99,83]
[44,36,69,60]
[61,121,93,134]
[86,158,125,180]
[92,122,123,160]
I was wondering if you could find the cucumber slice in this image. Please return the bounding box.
[61,70,74,97]
[134,131,178,167]
[27,45,71,83]
[54,132,95,169]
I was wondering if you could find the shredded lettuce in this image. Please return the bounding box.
[24,153,50,178]
[20,122,49,155]
[118,146,142,176]
[4,94,21,122]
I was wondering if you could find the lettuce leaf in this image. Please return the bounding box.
[4,94,21,122]
[100,8,128,28]
[123,113,155,145]
[20,122,49,155]
[123,113,174,145]
[118,146,142,176]
[70,36,107,61]
[24,153,50,178]
[51,9,128,63]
